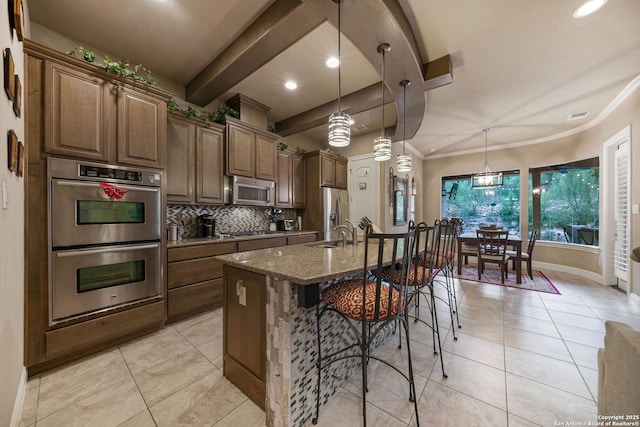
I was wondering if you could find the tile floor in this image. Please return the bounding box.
[19,270,640,427]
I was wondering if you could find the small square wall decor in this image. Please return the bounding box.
[7,130,18,174]
[3,48,15,101]
[13,75,21,117]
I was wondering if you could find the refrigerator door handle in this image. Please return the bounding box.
[336,195,342,227]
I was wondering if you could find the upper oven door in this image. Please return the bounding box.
[51,178,161,247]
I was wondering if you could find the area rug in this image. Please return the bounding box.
[457,264,560,294]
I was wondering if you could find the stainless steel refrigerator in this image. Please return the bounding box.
[322,187,349,241]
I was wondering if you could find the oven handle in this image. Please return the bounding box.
[54,180,160,192]
[55,243,159,257]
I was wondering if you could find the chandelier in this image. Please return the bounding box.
[396,79,411,172]
[373,43,391,161]
[471,128,503,189]
[328,0,351,147]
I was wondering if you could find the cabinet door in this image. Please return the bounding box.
[196,126,225,204]
[255,133,277,181]
[335,157,348,189]
[166,117,195,203]
[227,123,255,177]
[320,154,335,187]
[44,61,110,161]
[117,87,166,168]
[275,151,292,207]
[292,153,306,207]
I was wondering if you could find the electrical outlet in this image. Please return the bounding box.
[632,204,639,214]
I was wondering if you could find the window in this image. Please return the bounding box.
[528,157,599,245]
[441,171,520,234]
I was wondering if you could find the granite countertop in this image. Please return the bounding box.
[215,240,398,285]
[167,230,318,248]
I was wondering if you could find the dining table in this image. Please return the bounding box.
[457,231,523,284]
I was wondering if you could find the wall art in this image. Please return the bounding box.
[3,48,15,101]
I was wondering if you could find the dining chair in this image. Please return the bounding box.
[507,228,539,279]
[476,229,510,283]
[312,225,420,426]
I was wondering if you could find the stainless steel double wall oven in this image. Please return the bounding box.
[48,157,163,325]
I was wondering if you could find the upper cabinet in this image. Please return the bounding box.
[166,114,225,205]
[275,149,305,208]
[28,41,170,168]
[304,150,348,190]
[225,117,277,181]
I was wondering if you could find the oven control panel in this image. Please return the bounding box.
[80,165,142,182]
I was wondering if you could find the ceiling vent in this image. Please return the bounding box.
[353,124,368,132]
[567,111,591,121]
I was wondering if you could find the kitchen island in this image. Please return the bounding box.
[215,240,398,427]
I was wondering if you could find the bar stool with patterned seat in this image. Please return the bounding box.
[312,225,419,426]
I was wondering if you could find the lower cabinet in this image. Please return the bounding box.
[223,266,266,408]
[167,242,237,322]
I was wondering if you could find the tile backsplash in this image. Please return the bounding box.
[167,205,300,239]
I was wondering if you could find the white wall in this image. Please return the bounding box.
[0,1,27,426]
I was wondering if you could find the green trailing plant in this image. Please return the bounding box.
[68,47,159,87]
[278,142,288,151]
[267,125,278,133]
[166,99,239,125]
[295,146,307,155]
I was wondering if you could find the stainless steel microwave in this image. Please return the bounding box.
[224,175,275,206]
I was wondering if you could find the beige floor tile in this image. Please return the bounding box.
[589,309,640,330]
[343,359,427,423]
[195,335,224,371]
[565,341,600,370]
[548,310,606,332]
[413,380,508,427]
[119,410,157,427]
[455,314,504,344]
[213,399,265,427]
[149,371,248,427]
[578,366,598,401]
[134,347,216,406]
[374,330,440,380]
[555,323,605,348]
[19,378,39,427]
[502,291,545,309]
[36,377,147,427]
[458,300,503,325]
[503,312,560,338]
[430,352,507,410]
[503,328,572,363]
[543,300,597,317]
[443,332,505,370]
[507,413,542,426]
[503,302,552,322]
[506,374,597,426]
[504,346,592,399]
[313,388,406,427]
[173,311,223,348]
[119,327,193,374]
[37,349,131,420]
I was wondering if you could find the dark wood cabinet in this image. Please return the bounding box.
[167,242,237,322]
[225,117,277,181]
[305,150,348,190]
[166,115,225,205]
[42,56,167,168]
[223,266,266,408]
[276,149,306,208]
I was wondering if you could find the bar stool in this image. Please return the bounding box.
[431,219,462,339]
[312,225,419,426]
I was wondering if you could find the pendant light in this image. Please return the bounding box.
[373,43,391,161]
[471,128,503,189]
[328,0,351,147]
[397,79,411,172]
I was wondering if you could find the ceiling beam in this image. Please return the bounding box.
[187,0,453,141]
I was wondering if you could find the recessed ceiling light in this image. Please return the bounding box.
[325,57,339,68]
[573,0,607,18]
[284,81,297,90]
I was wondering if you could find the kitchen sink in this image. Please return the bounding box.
[307,240,352,249]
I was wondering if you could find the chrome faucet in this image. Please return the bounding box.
[334,225,352,247]
[345,219,358,246]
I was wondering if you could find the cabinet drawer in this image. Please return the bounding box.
[287,234,317,245]
[168,279,222,317]
[168,242,237,262]
[237,237,287,252]
[168,257,223,289]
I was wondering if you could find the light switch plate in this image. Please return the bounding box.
[632,204,639,214]
[2,181,7,209]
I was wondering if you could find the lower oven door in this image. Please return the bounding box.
[50,242,162,324]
